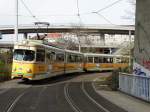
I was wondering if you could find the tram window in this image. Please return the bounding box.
[56,53,64,62]
[76,56,81,62]
[75,56,79,62]
[94,57,99,63]
[36,49,45,62]
[115,58,122,63]
[23,50,35,61]
[46,52,55,61]
[105,58,113,63]
[103,58,112,63]
[110,58,113,63]
[68,55,76,62]
[79,56,83,62]
[50,52,56,61]
[99,58,103,63]
[46,52,51,59]
[120,58,128,63]
[13,49,35,61]
[88,57,93,63]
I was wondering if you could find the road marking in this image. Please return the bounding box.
[64,83,83,112]
[81,81,111,112]
[6,90,27,112]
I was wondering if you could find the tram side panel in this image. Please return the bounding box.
[46,49,65,76]
[84,56,100,71]
[65,52,84,74]
[113,57,129,69]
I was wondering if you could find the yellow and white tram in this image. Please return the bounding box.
[11,40,129,80]
[11,40,84,80]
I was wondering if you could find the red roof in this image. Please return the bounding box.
[47,33,62,38]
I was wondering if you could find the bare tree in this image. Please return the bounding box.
[56,33,78,50]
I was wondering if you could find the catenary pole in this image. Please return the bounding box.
[14,0,18,42]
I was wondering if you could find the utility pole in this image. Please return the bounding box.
[0,32,2,39]
[15,0,18,42]
[129,30,132,73]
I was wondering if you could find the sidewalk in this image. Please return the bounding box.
[96,89,150,112]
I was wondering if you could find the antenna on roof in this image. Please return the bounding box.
[34,22,50,40]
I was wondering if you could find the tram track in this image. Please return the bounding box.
[81,82,110,112]
[64,83,83,112]
[64,81,127,112]
[6,90,27,112]
[0,88,27,112]
[85,82,128,112]
[64,82,107,112]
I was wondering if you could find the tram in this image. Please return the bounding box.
[11,40,84,80]
[11,40,129,80]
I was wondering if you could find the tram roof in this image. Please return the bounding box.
[14,40,83,55]
[84,53,129,58]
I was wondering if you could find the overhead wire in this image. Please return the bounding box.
[20,0,41,23]
[90,0,124,25]
[19,0,124,25]
[92,12,114,25]
[20,0,51,39]
[95,0,124,13]
[77,0,124,16]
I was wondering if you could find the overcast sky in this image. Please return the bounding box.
[0,0,134,25]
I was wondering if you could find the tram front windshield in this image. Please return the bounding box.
[13,49,35,61]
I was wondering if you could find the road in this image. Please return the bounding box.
[0,73,127,112]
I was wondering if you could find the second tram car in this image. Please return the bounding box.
[84,53,129,71]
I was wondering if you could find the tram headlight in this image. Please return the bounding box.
[27,68,32,73]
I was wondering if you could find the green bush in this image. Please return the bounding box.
[0,49,13,82]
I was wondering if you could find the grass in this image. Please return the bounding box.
[94,66,132,92]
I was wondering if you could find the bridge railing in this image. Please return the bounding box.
[119,73,150,102]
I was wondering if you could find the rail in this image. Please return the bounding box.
[119,73,150,102]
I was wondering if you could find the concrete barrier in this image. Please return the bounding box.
[119,73,150,102]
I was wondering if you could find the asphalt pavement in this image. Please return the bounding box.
[0,73,129,112]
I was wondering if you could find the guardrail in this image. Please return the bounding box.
[119,73,150,102]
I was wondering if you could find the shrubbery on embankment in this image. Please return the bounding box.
[0,50,12,82]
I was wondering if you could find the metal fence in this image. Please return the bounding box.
[119,73,150,102]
